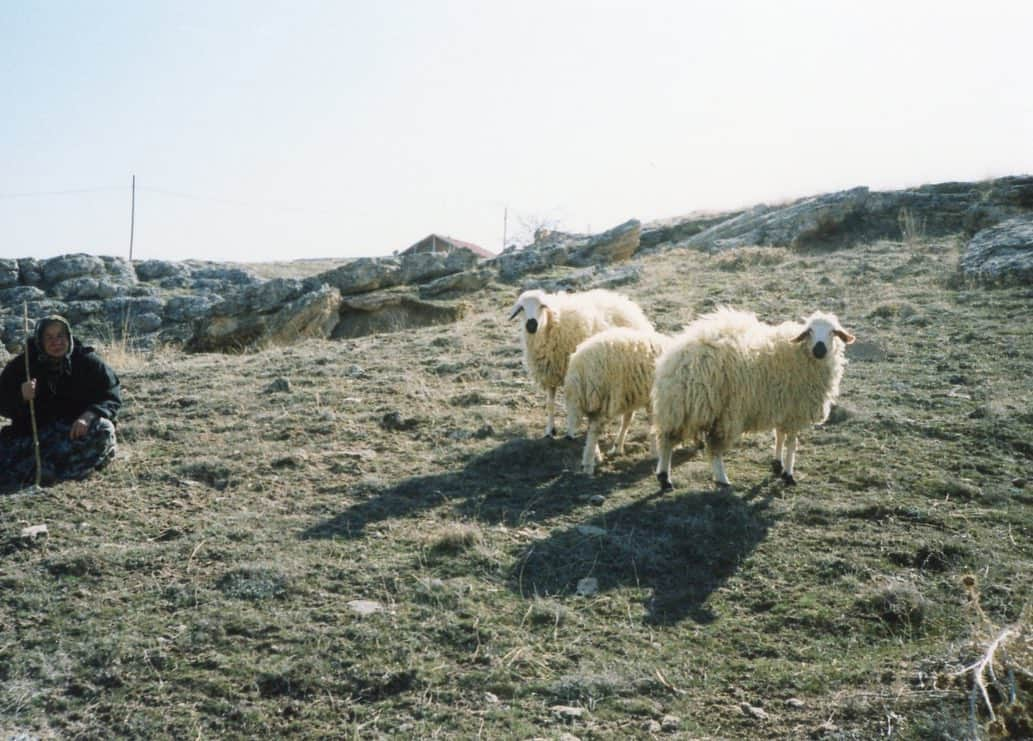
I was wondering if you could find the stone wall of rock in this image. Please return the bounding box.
[677,177,1033,253]
[2,176,1030,354]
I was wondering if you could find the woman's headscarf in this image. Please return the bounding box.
[33,315,75,378]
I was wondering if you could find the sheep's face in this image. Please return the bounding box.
[508,290,551,335]
[792,312,855,359]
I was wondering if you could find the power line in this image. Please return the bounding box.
[0,183,336,215]
[0,186,124,199]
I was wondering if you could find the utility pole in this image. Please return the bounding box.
[128,174,136,261]
[502,206,508,251]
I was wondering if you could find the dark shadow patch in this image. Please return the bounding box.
[510,486,777,626]
[302,437,588,540]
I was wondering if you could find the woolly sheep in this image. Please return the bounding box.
[563,327,670,474]
[652,307,855,491]
[509,288,654,437]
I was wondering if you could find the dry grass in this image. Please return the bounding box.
[1,235,1031,738]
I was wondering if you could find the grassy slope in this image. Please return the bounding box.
[2,238,1032,739]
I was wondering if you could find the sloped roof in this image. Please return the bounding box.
[403,234,495,259]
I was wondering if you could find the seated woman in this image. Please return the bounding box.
[0,315,121,490]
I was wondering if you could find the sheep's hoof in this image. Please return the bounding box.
[565,434,576,441]
[781,472,797,486]
[714,481,733,492]
[771,459,783,475]
[657,472,674,493]
[544,430,556,439]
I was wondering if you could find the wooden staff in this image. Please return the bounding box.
[23,304,42,488]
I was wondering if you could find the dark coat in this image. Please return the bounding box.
[0,340,121,438]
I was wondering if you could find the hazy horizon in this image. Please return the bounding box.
[3,1,1032,264]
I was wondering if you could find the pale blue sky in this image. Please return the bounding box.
[2,1,1031,263]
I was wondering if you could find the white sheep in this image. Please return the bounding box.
[563,327,670,474]
[508,288,654,437]
[652,307,855,490]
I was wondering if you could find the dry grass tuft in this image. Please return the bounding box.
[426,522,485,555]
[898,207,927,246]
[949,575,1032,738]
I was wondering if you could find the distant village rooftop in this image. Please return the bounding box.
[402,233,495,260]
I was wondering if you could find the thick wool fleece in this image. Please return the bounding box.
[565,328,670,422]
[652,308,848,454]
[522,290,653,393]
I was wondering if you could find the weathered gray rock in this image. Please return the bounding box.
[0,342,9,366]
[397,249,478,285]
[214,278,308,316]
[685,188,869,252]
[640,210,745,249]
[126,312,164,334]
[333,286,470,339]
[63,300,106,325]
[188,284,342,352]
[567,219,641,266]
[961,216,1033,284]
[135,259,190,283]
[24,299,69,319]
[41,254,106,288]
[164,294,223,323]
[0,259,18,288]
[100,256,137,286]
[494,242,570,282]
[0,316,25,352]
[64,295,167,340]
[18,258,42,286]
[103,296,165,324]
[185,262,258,285]
[493,218,641,280]
[676,176,1033,253]
[418,267,493,298]
[0,286,47,306]
[50,276,127,301]
[1,300,69,349]
[317,257,402,296]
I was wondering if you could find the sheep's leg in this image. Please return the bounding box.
[711,455,731,488]
[772,429,786,475]
[608,411,634,456]
[544,388,557,437]
[655,436,675,492]
[564,402,579,441]
[582,420,602,475]
[781,434,798,486]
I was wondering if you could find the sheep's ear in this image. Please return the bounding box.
[508,303,524,320]
[791,329,811,343]
[834,329,856,345]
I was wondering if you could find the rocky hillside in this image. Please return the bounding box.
[2,214,1032,737]
[2,176,1031,361]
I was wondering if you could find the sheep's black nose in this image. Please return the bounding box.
[812,342,827,359]
[525,318,538,334]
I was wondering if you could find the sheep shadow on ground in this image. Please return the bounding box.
[509,482,779,625]
[300,435,696,541]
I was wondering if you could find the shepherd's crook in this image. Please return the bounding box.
[23,303,42,488]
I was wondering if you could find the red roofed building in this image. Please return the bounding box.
[401,234,495,260]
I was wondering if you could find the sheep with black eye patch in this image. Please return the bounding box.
[508,288,654,438]
[652,307,855,491]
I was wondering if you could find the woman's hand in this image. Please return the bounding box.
[71,411,97,440]
[21,378,36,402]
